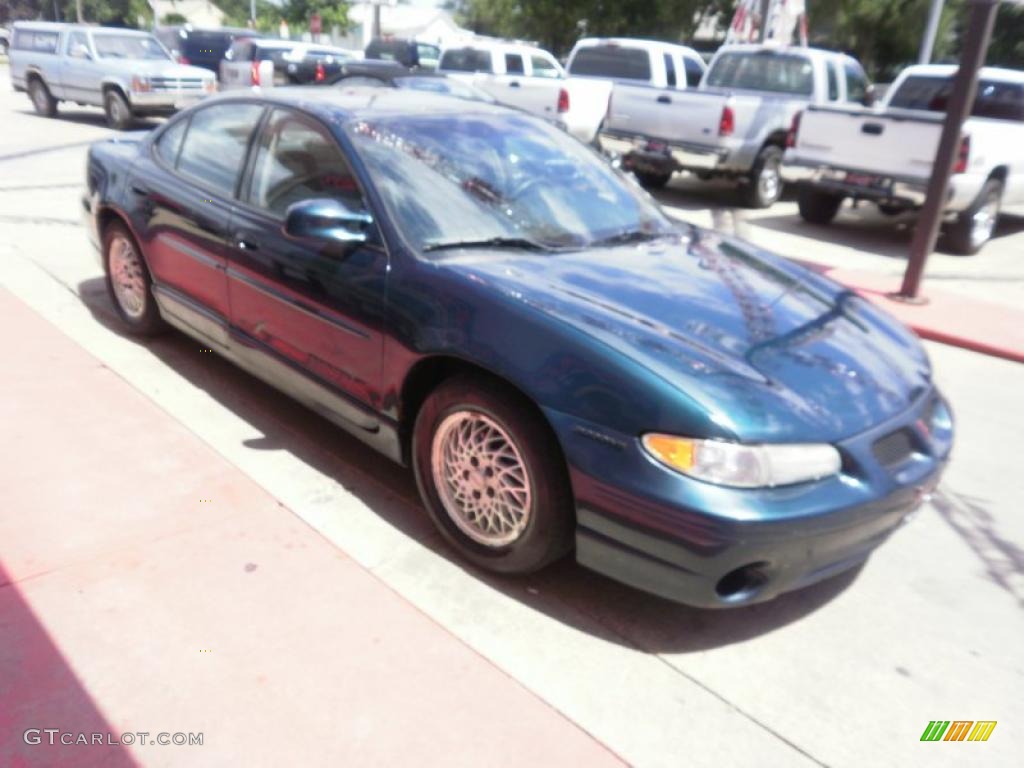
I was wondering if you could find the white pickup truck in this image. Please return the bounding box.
[437,39,613,144]
[598,44,872,207]
[786,64,1024,254]
[565,37,707,91]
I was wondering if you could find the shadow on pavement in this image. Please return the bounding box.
[931,489,1024,608]
[13,107,162,131]
[0,563,136,767]
[76,277,860,654]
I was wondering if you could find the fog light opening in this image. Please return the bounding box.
[715,562,770,601]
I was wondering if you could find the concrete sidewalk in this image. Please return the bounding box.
[0,287,624,768]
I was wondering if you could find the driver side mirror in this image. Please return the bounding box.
[72,44,92,60]
[283,198,373,248]
[861,85,877,108]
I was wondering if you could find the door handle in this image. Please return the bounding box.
[235,237,259,252]
[509,80,520,88]
[657,94,671,104]
[130,183,150,196]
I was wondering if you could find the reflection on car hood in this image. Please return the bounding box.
[442,227,932,441]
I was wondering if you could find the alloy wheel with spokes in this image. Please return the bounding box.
[431,410,532,547]
[102,221,166,335]
[413,374,574,574]
[970,192,1000,251]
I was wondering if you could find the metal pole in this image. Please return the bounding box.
[899,0,999,300]
[372,4,382,40]
[758,0,771,42]
[75,0,83,23]
[918,0,945,64]
[250,0,256,28]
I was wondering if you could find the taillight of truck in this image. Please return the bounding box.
[315,62,326,82]
[954,134,970,173]
[557,88,570,114]
[719,105,735,137]
[250,61,261,86]
[786,112,802,148]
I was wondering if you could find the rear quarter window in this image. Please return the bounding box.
[13,30,60,53]
[439,48,492,73]
[889,75,1024,121]
[568,46,652,81]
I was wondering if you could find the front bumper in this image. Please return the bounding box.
[548,388,953,608]
[128,90,208,112]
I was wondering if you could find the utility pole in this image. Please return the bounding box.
[899,0,1000,300]
[75,0,83,23]
[250,0,257,29]
[918,0,945,63]
[372,3,382,40]
[758,0,771,42]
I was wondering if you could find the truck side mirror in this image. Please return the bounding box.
[862,85,877,108]
[72,44,92,60]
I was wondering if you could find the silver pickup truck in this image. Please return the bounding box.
[9,21,216,130]
[599,44,873,207]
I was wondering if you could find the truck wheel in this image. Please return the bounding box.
[29,78,58,118]
[944,178,1003,256]
[104,89,134,131]
[412,374,574,575]
[635,170,672,190]
[798,185,844,225]
[742,146,784,208]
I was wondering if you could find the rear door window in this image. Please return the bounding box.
[175,103,265,196]
[827,60,840,101]
[155,117,189,167]
[663,53,677,88]
[844,60,869,103]
[504,53,525,75]
[530,54,560,79]
[15,30,60,53]
[683,56,706,87]
[439,48,492,73]
[568,45,652,82]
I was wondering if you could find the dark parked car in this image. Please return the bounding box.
[364,37,440,70]
[220,39,352,87]
[328,60,495,103]
[83,89,953,607]
[155,25,260,72]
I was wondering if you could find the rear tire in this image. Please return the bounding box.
[635,170,672,190]
[944,178,1002,256]
[412,374,574,575]
[741,145,784,208]
[103,221,167,336]
[29,78,57,118]
[798,185,844,225]
[103,89,133,131]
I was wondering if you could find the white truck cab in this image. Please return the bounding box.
[437,38,612,144]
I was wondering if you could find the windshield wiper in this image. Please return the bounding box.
[421,236,551,253]
[589,228,672,248]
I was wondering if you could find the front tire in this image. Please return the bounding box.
[103,89,133,131]
[798,185,844,225]
[944,178,1002,256]
[29,78,57,118]
[103,221,166,335]
[741,145,784,208]
[412,375,574,574]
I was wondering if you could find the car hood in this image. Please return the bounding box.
[440,228,931,442]
[104,60,213,80]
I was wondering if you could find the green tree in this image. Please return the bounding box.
[980,3,1024,68]
[161,12,188,25]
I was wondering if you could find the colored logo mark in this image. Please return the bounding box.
[920,720,997,742]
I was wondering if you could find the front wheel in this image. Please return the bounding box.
[103,89,133,131]
[944,178,1002,256]
[742,145,784,208]
[412,375,574,574]
[29,78,58,118]
[798,185,844,225]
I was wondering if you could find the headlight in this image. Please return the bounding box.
[642,434,841,488]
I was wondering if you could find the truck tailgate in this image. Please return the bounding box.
[606,85,727,146]
[791,105,944,179]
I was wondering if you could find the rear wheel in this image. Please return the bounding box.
[635,170,672,190]
[412,375,574,574]
[103,89,133,131]
[944,178,1002,256]
[29,78,57,118]
[742,145,784,208]
[103,221,166,335]
[798,185,844,225]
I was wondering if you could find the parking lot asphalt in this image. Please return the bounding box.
[1,67,1022,767]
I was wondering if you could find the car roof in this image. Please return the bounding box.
[203,86,513,121]
[13,21,151,37]
[573,37,703,56]
[897,64,1024,84]
[715,43,844,59]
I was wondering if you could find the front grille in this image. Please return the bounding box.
[150,77,205,92]
[872,429,915,467]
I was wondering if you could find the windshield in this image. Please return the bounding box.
[345,112,674,252]
[705,52,814,96]
[395,76,494,102]
[93,34,170,61]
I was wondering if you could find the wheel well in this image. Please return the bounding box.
[26,70,46,88]
[102,83,128,100]
[989,166,1009,184]
[97,207,130,242]
[762,131,788,150]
